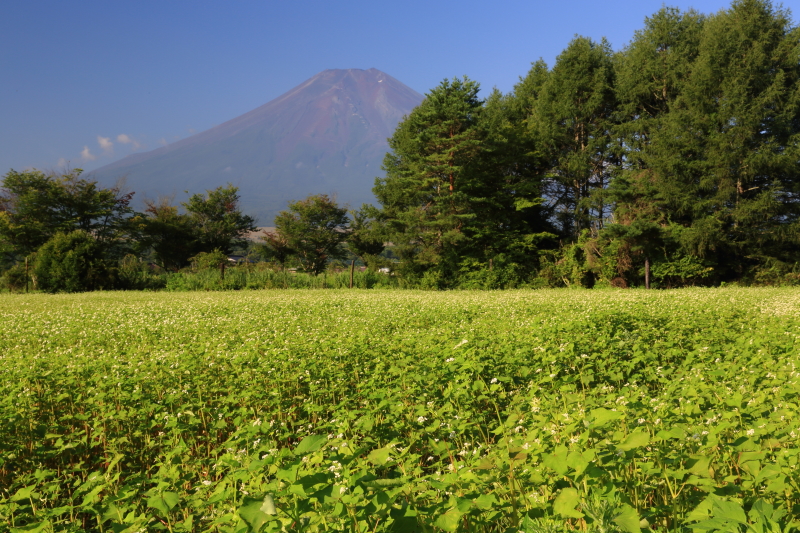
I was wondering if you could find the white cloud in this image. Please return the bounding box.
[56,158,68,168]
[98,136,114,154]
[158,137,168,146]
[80,146,96,161]
[116,133,142,150]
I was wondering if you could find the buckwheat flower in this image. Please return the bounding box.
[490,378,498,384]
[747,429,755,436]
[417,416,428,423]
[445,357,455,363]
[202,480,212,486]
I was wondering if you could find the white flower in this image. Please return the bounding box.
[417,416,428,423]
[445,357,455,363]
[490,378,498,384]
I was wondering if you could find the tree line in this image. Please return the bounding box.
[2,0,798,292]
[370,0,800,288]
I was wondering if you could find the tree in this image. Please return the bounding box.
[183,185,257,255]
[274,194,349,275]
[131,196,198,271]
[374,77,485,278]
[257,230,294,269]
[0,168,134,260]
[346,205,385,270]
[608,0,800,282]
[532,37,617,237]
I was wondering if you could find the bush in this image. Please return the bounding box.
[0,262,31,292]
[116,254,167,290]
[34,231,113,293]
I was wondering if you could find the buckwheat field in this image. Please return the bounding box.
[2,288,799,532]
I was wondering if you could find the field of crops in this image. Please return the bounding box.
[1,288,799,532]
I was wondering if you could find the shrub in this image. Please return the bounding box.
[34,231,113,293]
[0,262,31,292]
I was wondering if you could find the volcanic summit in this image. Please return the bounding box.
[90,68,424,223]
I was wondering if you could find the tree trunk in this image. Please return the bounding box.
[349,259,355,289]
[644,257,651,289]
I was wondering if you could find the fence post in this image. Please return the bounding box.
[220,261,225,280]
[350,260,355,289]
[25,257,29,293]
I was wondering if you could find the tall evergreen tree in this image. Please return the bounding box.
[603,7,707,284]
[374,77,485,278]
[533,37,618,238]
[645,0,800,280]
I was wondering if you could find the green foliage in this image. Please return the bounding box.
[1,289,799,531]
[132,196,198,271]
[0,168,134,263]
[374,76,486,279]
[188,249,229,271]
[0,262,30,292]
[33,230,112,293]
[256,231,294,268]
[273,194,349,275]
[183,184,257,255]
[346,205,386,271]
[115,254,167,290]
[533,36,617,237]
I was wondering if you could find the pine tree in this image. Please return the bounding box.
[374,77,485,279]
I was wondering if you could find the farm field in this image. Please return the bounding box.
[1,288,799,533]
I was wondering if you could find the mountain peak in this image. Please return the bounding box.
[90,70,423,224]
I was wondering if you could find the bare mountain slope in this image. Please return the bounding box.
[90,68,423,223]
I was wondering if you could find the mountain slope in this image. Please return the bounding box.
[90,68,423,223]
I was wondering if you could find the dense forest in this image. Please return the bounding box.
[372,0,800,289]
[1,0,798,292]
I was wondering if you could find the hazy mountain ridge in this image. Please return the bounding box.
[90,68,423,223]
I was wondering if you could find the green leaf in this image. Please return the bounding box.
[434,508,463,531]
[361,478,406,489]
[10,486,35,502]
[553,487,584,518]
[239,495,277,533]
[711,499,747,524]
[543,445,569,475]
[590,408,624,427]
[614,504,642,533]
[367,447,392,465]
[147,491,179,516]
[688,456,712,477]
[473,493,498,510]
[10,520,51,533]
[617,430,649,451]
[292,434,327,455]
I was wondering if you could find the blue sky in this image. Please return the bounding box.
[1,0,757,174]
